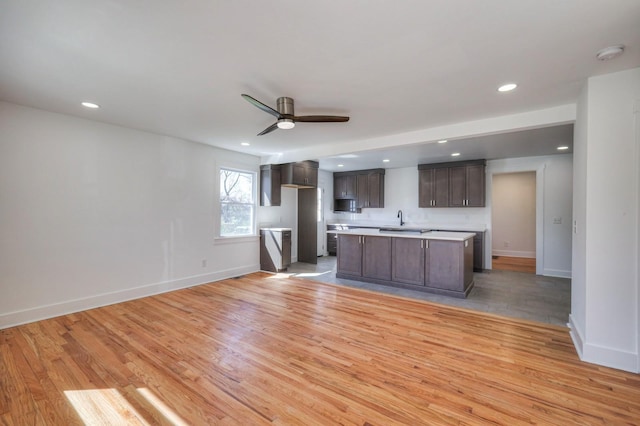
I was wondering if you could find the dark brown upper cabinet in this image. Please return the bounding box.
[280,160,318,188]
[334,174,357,199]
[418,160,486,208]
[418,165,450,208]
[357,170,385,208]
[333,168,385,211]
[260,164,281,206]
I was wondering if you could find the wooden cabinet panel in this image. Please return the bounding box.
[337,235,362,276]
[448,166,467,207]
[298,188,318,264]
[338,233,475,298]
[334,169,385,210]
[356,173,368,208]
[281,161,318,187]
[367,172,384,208]
[428,240,463,291]
[466,164,485,207]
[362,236,392,281]
[419,160,485,208]
[334,174,357,199]
[419,167,449,207]
[327,232,337,255]
[260,165,281,206]
[473,232,484,271]
[392,238,424,285]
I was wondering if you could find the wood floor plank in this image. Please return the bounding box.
[1,272,639,425]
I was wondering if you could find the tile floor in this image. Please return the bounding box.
[283,256,571,327]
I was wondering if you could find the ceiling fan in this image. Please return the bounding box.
[241,94,349,136]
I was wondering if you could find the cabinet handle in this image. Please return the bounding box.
[426,240,429,249]
[420,240,423,249]
[362,236,365,244]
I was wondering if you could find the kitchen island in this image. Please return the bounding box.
[333,228,475,298]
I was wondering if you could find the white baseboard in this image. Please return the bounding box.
[543,268,572,278]
[492,250,536,258]
[0,264,260,330]
[569,314,638,373]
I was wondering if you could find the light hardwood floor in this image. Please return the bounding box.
[1,272,639,425]
[492,255,536,274]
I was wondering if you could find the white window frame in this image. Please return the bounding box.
[217,166,257,240]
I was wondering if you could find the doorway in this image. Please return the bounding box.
[491,172,536,274]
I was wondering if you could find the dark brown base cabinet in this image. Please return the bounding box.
[337,234,474,298]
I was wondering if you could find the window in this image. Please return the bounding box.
[219,168,256,237]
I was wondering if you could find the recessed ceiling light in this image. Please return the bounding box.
[498,83,517,92]
[596,45,624,61]
[241,142,250,146]
[437,139,448,144]
[382,159,390,163]
[81,101,100,109]
[451,152,461,157]
[337,164,344,167]
[557,146,569,151]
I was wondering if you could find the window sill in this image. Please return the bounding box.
[214,235,259,245]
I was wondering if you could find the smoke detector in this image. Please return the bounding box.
[596,45,625,61]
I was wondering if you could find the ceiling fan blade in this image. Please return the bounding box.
[293,115,350,123]
[257,122,279,136]
[241,94,281,118]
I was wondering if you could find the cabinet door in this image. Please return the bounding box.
[362,236,392,281]
[392,238,424,285]
[292,163,307,185]
[367,172,384,208]
[305,166,318,187]
[334,175,347,199]
[427,240,463,291]
[418,169,433,207]
[260,166,281,206]
[433,167,449,207]
[419,168,449,207]
[356,173,369,208]
[335,174,357,199]
[448,166,466,207]
[466,164,485,207]
[337,235,362,276]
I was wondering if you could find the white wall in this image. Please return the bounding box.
[570,67,640,373]
[488,155,573,277]
[0,102,261,328]
[492,172,536,257]
[326,155,573,276]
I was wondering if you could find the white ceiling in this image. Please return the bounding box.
[1,1,639,171]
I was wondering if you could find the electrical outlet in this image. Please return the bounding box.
[202,259,207,268]
[503,241,509,248]
[553,217,562,224]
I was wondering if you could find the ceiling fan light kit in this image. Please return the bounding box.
[241,94,349,136]
[596,44,624,61]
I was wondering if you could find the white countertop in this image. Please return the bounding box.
[260,227,292,231]
[331,228,476,241]
[327,222,486,232]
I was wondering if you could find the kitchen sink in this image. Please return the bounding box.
[378,227,431,233]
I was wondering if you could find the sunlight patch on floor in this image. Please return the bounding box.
[64,389,148,425]
[137,387,188,426]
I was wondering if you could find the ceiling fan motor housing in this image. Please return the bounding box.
[277,97,295,115]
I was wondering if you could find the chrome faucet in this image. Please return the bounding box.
[397,210,405,226]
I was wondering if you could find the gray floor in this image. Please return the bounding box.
[283,256,571,327]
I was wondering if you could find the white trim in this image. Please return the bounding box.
[569,314,584,358]
[535,164,545,275]
[492,250,536,258]
[543,268,571,278]
[0,264,260,330]
[571,308,638,373]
